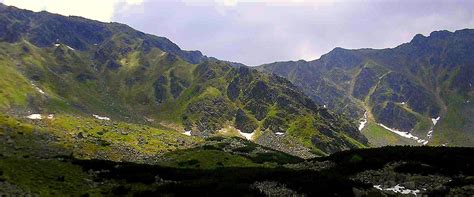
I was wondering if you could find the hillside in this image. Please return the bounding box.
[258,29,474,147]
[0,3,368,158]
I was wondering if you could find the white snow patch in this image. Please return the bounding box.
[93,114,110,121]
[27,114,42,120]
[54,43,75,50]
[31,82,46,95]
[374,184,421,195]
[275,132,285,135]
[373,185,383,190]
[427,130,433,138]
[400,102,406,105]
[35,87,45,94]
[239,130,256,140]
[377,123,427,144]
[323,105,327,108]
[182,130,191,136]
[358,112,368,131]
[431,117,440,126]
[65,45,75,50]
[47,114,54,119]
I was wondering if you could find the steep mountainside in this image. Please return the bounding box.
[258,29,474,147]
[0,3,367,157]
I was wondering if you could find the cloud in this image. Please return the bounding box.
[111,0,474,65]
[2,0,144,22]
[3,0,474,65]
[126,0,144,5]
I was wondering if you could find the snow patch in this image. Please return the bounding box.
[275,132,285,135]
[421,140,428,145]
[358,112,368,131]
[373,185,383,190]
[239,130,255,140]
[31,82,46,95]
[373,184,420,195]
[426,130,433,138]
[377,123,427,144]
[182,130,191,136]
[53,43,75,50]
[323,105,327,108]
[35,87,45,94]
[27,114,42,120]
[422,116,441,145]
[65,45,75,50]
[93,114,110,121]
[431,117,440,126]
[400,102,406,105]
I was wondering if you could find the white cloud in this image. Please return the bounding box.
[126,0,144,5]
[113,0,474,65]
[3,0,473,65]
[2,0,144,22]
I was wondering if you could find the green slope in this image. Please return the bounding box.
[258,30,474,147]
[0,3,368,158]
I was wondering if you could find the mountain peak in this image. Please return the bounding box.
[410,33,427,44]
[429,30,453,39]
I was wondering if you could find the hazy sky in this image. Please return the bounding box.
[2,0,474,65]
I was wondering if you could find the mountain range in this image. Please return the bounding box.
[0,3,367,159]
[0,3,473,196]
[257,29,474,147]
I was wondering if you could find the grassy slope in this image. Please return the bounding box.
[431,91,474,146]
[0,113,201,162]
[362,122,417,147]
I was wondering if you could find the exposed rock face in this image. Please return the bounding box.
[234,109,258,134]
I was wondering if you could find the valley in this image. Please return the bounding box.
[0,2,472,196]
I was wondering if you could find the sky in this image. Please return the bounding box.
[1,0,474,66]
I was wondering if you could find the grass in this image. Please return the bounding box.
[287,115,322,148]
[0,35,372,162]
[0,157,99,196]
[158,149,259,169]
[341,133,367,149]
[362,121,417,147]
[431,91,474,146]
[0,113,202,162]
[0,57,35,109]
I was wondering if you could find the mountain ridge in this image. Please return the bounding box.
[257,28,474,147]
[0,2,367,158]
